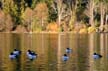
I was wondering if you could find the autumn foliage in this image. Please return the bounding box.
[0,0,108,33]
[0,10,13,32]
[46,22,59,32]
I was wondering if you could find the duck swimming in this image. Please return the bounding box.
[62,54,69,61]
[93,53,102,59]
[9,49,21,60]
[9,52,17,60]
[27,50,37,61]
[66,48,72,54]
[13,49,21,56]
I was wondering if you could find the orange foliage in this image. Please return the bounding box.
[22,8,34,21]
[14,25,27,33]
[0,10,13,32]
[0,10,5,18]
[47,22,59,32]
[5,14,14,31]
[0,10,5,30]
[33,3,48,28]
[34,3,48,19]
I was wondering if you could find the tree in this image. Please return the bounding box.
[89,0,95,27]
[0,10,5,31]
[99,0,108,31]
[34,2,48,30]
[54,0,65,26]
[2,0,25,29]
[22,8,34,32]
[0,10,13,32]
[100,1,105,30]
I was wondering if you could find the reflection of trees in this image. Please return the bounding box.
[77,34,89,71]
[69,34,79,71]
[100,34,108,71]
[106,34,108,71]
[1,33,108,71]
[57,33,62,71]
[12,34,21,49]
[90,34,108,71]
[12,34,21,71]
[89,34,95,71]
[100,34,105,56]
[0,33,13,71]
[47,34,57,71]
[0,33,22,71]
[93,34,101,71]
[57,33,70,71]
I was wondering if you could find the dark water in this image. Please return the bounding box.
[0,33,108,71]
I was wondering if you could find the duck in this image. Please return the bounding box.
[27,50,37,61]
[9,52,17,60]
[66,48,72,54]
[62,54,69,61]
[93,53,102,59]
[27,50,35,56]
[27,50,31,55]
[13,49,21,56]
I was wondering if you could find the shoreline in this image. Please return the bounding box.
[0,31,108,34]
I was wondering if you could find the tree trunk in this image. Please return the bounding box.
[58,13,61,26]
[56,0,64,26]
[89,0,94,27]
[105,15,108,24]
[100,2,104,30]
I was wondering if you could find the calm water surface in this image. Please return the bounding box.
[0,33,108,71]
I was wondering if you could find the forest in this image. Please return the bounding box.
[0,0,108,33]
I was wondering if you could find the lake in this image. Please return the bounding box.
[0,33,108,71]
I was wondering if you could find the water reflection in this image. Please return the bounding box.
[0,33,108,71]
